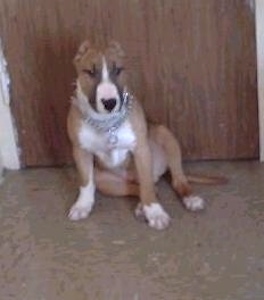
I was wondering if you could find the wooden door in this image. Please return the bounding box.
[0,0,258,167]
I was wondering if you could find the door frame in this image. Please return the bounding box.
[0,40,20,169]
[1,1,264,168]
[256,0,264,161]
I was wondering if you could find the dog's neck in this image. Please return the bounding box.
[72,84,133,146]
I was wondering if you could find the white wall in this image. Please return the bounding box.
[0,40,20,170]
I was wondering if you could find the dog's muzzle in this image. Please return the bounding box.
[96,81,120,114]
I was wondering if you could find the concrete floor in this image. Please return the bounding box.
[0,161,263,300]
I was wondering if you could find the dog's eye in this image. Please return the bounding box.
[112,63,124,76]
[83,65,97,78]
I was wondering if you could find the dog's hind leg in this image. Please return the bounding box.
[150,124,205,211]
[95,169,170,230]
[95,169,139,197]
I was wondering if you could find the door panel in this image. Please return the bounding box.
[0,0,258,166]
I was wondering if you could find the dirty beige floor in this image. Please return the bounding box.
[0,161,263,300]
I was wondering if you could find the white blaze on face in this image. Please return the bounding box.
[102,56,109,81]
[96,56,121,114]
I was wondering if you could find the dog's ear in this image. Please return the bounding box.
[73,40,91,66]
[108,40,125,58]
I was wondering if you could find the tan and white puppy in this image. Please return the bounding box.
[67,40,205,230]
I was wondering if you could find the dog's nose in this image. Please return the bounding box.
[102,98,117,112]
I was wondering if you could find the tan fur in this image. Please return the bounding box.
[67,40,225,229]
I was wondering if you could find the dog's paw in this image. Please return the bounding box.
[68,204,92,221]
[183,195,205,211]
[135,203,170,230]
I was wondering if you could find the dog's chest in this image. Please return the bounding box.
[78,120,136,168]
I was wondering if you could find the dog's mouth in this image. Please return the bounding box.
[75,80,132,124]
[85,84,123,115]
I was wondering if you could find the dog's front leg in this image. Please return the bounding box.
[133,141,170,230]
[69,147,95,221]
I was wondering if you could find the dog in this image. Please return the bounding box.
[67,40,219,230]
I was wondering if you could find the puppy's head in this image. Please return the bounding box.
[74,40,127,115]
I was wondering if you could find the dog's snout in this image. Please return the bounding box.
[96,81,120,113]
[101,98,117,112]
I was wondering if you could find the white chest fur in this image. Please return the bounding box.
[78,120,136,168]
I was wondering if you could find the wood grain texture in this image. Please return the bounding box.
[0,0,259,166]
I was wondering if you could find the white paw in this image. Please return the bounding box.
[69,184,95,221]
[68,204,92,221]
[183,195,205,211]
[135,203,170,230]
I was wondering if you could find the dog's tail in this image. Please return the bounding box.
[186,174,228,185]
